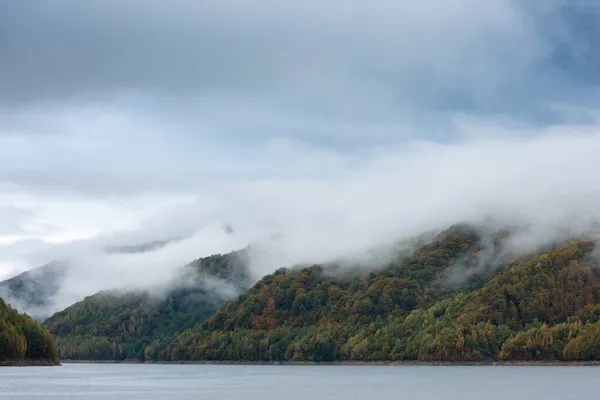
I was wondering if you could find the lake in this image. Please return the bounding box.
[0,364,598,399]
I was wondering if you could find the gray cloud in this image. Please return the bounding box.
[0,1,598,201]
[4,122,600,315]
[1,0,592,119]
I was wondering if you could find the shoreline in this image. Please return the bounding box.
[59,359,600,366]
[0,360,61,367]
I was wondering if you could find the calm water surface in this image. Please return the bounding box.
[1,364,599,399]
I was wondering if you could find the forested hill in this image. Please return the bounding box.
[148,225,600,362]
[0,297,58,364]
[39,223,600,362]
[43,249,253,360]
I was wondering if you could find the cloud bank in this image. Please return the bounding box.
[1,0,600,314]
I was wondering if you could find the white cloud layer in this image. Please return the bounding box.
[1,0,600,313]
[3,123,600,300]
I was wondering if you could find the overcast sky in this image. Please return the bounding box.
[2,0,600,282]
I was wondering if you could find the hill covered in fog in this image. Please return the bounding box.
[31,223,600,363]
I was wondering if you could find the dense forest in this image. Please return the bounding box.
[6,223,600,363]
[0,297,58,364]
[149,225,600,362]
[43,249,252,360]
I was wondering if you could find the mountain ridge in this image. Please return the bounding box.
[149,225,600,362]
[0,261,69,321]
[43,248,253,360]
[6,222,600,363]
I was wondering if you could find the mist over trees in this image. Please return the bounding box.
[9,223,599,363]
[154,227,600,362]
[42,250,253,360]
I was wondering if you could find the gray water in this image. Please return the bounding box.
[1,364,599,399]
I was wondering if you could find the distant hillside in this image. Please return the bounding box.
[43,249,253,360]
[0,238,180,320]
[0,262,68,320]
[0,297,58,364]
[148,225,600,362]
[41,223,600,363]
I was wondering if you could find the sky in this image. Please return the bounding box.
[1,0,600,288]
